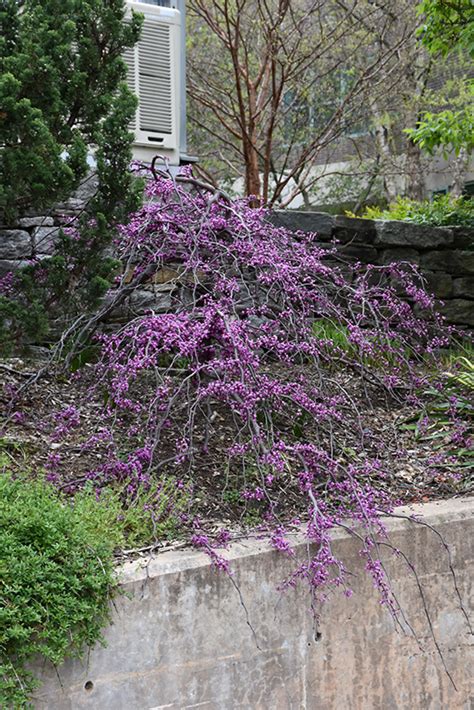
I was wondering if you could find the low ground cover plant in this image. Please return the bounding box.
[352,194,474,227]
[400,343,474,491]
[0,470,119,706]
[0,451,188,706]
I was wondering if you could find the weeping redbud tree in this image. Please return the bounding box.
[36,165,461,626]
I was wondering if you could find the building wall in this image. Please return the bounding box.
[272,155,474,210]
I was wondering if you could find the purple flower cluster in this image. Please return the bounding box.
[39,167,456,614]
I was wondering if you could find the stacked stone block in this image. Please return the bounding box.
[271,211,474,327]
[1,209,473,327]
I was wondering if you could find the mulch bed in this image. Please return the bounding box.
[2,354,471,546]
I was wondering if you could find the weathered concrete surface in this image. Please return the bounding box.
[33,497,474,709]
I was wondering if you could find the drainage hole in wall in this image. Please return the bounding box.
[84,681,94,692]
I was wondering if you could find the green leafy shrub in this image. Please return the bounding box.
[0,472,121,707]
[0,0,144,353]
[352,194,474,227]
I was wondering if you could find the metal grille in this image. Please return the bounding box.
[123,47,137,129]
[138,21,172,134]
[139,1,176,9]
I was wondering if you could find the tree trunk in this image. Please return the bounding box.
[244,82,262,204]
[372,103,399,204]
[245,144,261,202]
[404,138,425,201]
[450,149,468,197]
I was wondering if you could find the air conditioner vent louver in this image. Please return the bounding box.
[124,1,180,162]
[123,47,137,129]
[140,0,174,6]
[139,23,172,133]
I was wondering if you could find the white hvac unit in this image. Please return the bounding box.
[124,0,181,164]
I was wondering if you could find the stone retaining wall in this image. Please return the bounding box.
[32,497,474,709]
[1,208,473,327]
[0,216,60,274]
[271,212,474,327]
[0,178,98,280]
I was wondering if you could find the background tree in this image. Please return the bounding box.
[188,0,472,208]
[345,0,472,204]
[0,0,143,223]
[417,0,474,56]
[335,2,473,207]
[187,0,419,206]
[0,0,144,350]
[405,0,473,192]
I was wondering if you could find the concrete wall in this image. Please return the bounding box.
[271,212,474,327]
[32,497,474,709]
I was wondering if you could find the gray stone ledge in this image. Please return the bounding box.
[380,248,420,265]
[270,210,335,237]
[334,214,377,244]
[452,276,474,299]
[0,229,32,259]
[33,226,61,255]
[374,220,453,248]
[421,250,474,275]
[440,298,474,326]
[338,244,378,262]
[0,259,31,277]
[423,271,453,299]
[18,216,54,228]
[451,226,474,250]
[120,496,474,581]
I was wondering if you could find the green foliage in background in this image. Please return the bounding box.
[406,0,474,156]
[416,0,474,58]
[354,194,474,227]
[406,91,474,157]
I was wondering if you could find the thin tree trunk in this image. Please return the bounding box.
[404,138,425,201]
[245,144,261,201]
[244,83,261,202]
[352,155,381,213]
[450,149,468,197]
[372,103,399,203]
